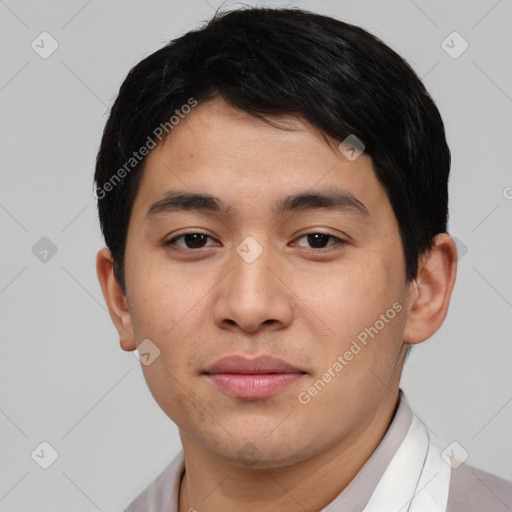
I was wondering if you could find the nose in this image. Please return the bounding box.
[213,241,294,334]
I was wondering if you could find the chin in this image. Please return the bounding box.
[196,425,313,469]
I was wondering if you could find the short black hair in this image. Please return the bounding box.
[94,7,450,292]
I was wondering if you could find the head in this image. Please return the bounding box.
[95,7,457,468]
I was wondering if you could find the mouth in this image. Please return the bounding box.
[203,354,307,399]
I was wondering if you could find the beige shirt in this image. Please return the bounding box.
[125,389,512,511]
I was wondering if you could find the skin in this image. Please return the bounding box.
[97,96,457,512]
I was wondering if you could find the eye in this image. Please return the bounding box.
[294,232,345,249]
[163,231,345,251]
[164,232,217,250]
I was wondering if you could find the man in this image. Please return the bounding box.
[94,7,512,511]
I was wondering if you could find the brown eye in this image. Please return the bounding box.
[295,233,344,249]
[165,233,215,249]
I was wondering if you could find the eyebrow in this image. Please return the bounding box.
[146,187,369,220]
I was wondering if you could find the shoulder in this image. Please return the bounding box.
[447,462,512,512]
[123,451,185,512]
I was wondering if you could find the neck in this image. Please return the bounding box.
[178,389,401,512]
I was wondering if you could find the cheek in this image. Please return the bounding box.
[126,251,205,340]
[308,257,399,329]
[299,252,406,374]
[140,358,201,429]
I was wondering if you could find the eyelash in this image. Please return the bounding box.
[163,231,346,252]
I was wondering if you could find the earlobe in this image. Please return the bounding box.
[96,247,137,351]
[403,233,457,345]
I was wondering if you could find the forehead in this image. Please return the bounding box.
[133,97,389,220]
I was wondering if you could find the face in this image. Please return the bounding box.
[121,96,414,468]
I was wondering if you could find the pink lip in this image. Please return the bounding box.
[204,355,306,399]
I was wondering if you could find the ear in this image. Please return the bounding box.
[403,233,458,344]
[96,247,136,351]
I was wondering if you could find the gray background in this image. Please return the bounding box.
[1,0,511,510]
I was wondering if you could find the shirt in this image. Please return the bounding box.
[124,389,512,511]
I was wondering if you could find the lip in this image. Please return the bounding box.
[204,355,306,399]
[205,355,304,374]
